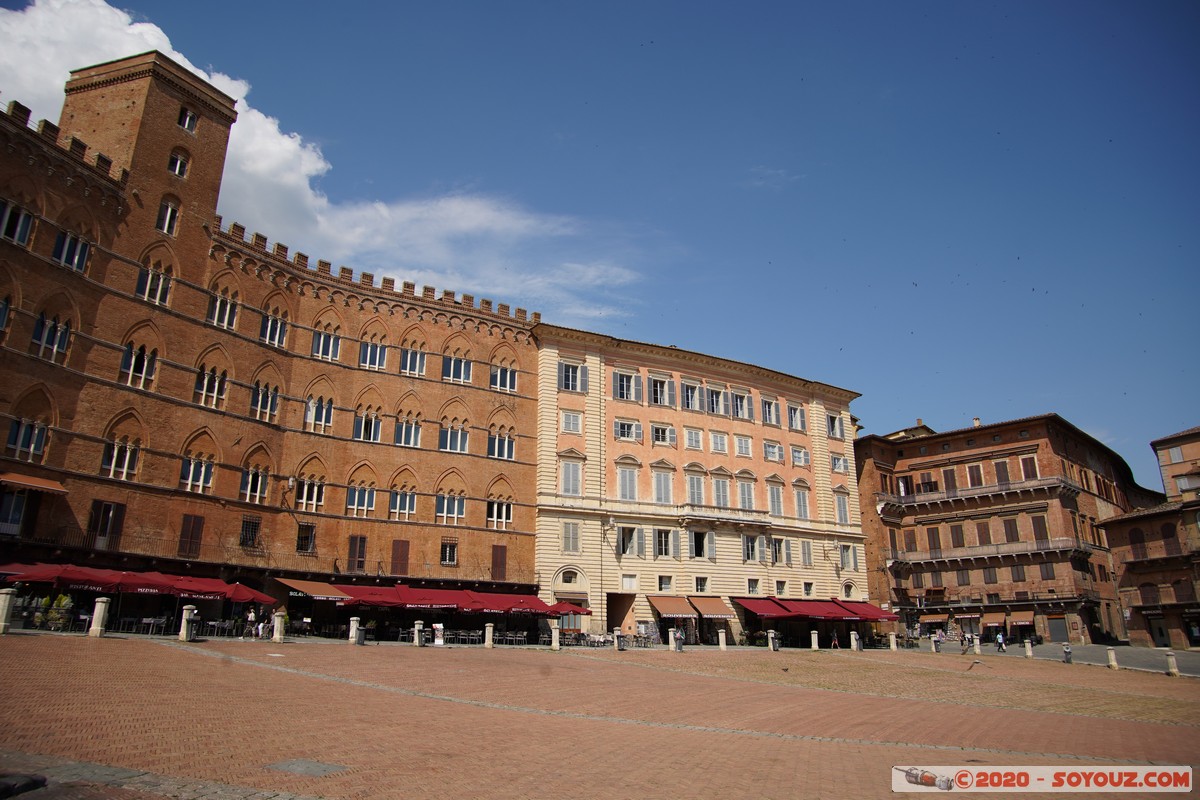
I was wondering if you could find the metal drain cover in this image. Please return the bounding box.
[266,759,347,777]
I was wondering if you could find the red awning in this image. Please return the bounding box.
[166,575,230,601]
[732,597,791,618]
[276,578,352,601]
[647,595,698,618]
[227,583,276,605]
[775,599,856,620]
[0,472,68,495]
[834,600,900,621]
[547,600,592,616]
[332,584,407,608]
[394,585,475,610]
[688,596,737,619]
[1009,610,1035,625]
[6,564,174,594]
[463,591,554,614]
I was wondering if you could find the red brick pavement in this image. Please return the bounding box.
[0,634,1196,800]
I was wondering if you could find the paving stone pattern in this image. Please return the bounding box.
[0,634,1196,799]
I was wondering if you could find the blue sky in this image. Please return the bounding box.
[1,0,1196,489]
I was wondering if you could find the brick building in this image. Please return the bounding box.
[1099,426,1200,649]
[534,324,867,642]
[1,52,540,600]
[854,414,1161,646]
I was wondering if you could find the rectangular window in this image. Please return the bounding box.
[967,464,984,488]
[651,424,676,446]
[442,355,473,383]
[695,576,708,593]
[956,569,971,586]
[354,413,382,443]
[305,397,333,434]
[241,469,268,505]
[742,534,760,561]
[835,493,850,524]
[983,567,998,584]
[179,458,214,494]
[827,414,844,439]
[52,232,90,272]
[618,467,638,501]
[684,428,702,449]
[490,364,518,392]
[435,494,466,524]
[613,420,642,442]
[831,454,848,473]
[690,530,711,559]
[296,479,326,512]
[950,524,965,549]
[207,292,238,330]
[495,543,511,581]
[178,514,204,559]
[776,580,787,596]
[259,312,287,348]
[976,521,992,546]
[394,418,421,448]
[562,521,580,553]
[100,441,139,481]
[561,461,582,496]
[803,581,814,597]
[310,331,340,362]
[239,515,261,548]
[649,376,675,407]
[1040,561,1056,580]
[1003,518,1020,543]
[747,578,760,595]
[558,362,587,392]
[486,500,512,530]
[706,386,727,415]
[399,348,426,376]
[621,574,637,592]
[713,477,729,508]
[710,432,727,454]
[657,575,672,592]
[178,106,198,132]
[771,537,785,564]
[735,436,752,457]
[135,268,172,306]
[562,410,582,434]
[1031,515,1050,543]
[438,426,468,452]
[0,199,35,246]
[613,371,642,401]
[788,404,806,431]
[801,540,813,566]
[1010,564,1026,582]
[617,527,642,557]
[655,529,673,558]
[912,572,924,589]
[795,488,809,520]
[930,571,943,588]
[768,484,784,516]
[686,474,704,505]
[249,383,278,422]
[345,486,376,518]
[487,433,515,460]
[388,490,416,520]
[763,441,784,462]
[840,544,859,570]
[1020,456,1039,480]
[653,472,673,504]
[681,382,702,411]
[761,398,780,426]
[296,523,317,554]
[347,535,368,573]
[155,200,179,235]
[358,341,387,370]
[167,152,188,176]
[737,480,754,510]
[731,392,753,420]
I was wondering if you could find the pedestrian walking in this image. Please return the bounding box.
[996,631,1006,652]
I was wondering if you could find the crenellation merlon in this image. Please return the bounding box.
[0,100,127,185]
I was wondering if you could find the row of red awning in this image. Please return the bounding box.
[733,597,899,622]
[645,595,738,619]
[1,562,275,604]
[278,579,588,616]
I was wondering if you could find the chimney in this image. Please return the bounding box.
[973,417,981,427]
[916,418,923,427]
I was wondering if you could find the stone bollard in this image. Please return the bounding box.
[613,627,623,652]
[0,588,15,635]
[1107,646,1119,670]
[272,611,285,643]
[484,622,494,649]
[670,627,684,652]
[810,630,819,650]
[888,631,897,651]
[850,631,860,651]
[550,619,560,651]
[718,628,727,651]
[415,620,425,647]
[1024,640,1033,659]
[89,597,110,638]
[930,636,938,654]
[1166,651,1180,678]
[1062,643,1072,664]
[974,637,982,655]
[178,605,197,642]
[349,617,361,645]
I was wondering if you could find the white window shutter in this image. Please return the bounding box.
[671,529,680,559]
[785,539,793,566]
[853,546,859,571]
[687,530,696,558]
[634,375,643,402]
[757,534,768,563]
[707,531,716,561]
[580,366,589,393]
[636,528,645,558]
[668,427,677,446]
[612,420,620,439]
[612,370,619,399]
[634,422,643,442]
[667,380,676,407]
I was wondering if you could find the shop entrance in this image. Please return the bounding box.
[1149,617,1171,648]
[606,592,636,634]
[1046,616,1069,644]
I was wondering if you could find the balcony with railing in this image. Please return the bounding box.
[877,476,1080,511]
[889,536,1097,565]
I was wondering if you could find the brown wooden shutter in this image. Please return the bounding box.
[491,544,507,582]
[391,539,409,576]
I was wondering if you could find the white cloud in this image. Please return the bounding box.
[0,0,641,323]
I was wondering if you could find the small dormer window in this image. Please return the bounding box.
[178,107,198,132]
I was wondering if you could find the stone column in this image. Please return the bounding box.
[767,630,778,651]
[178,605,196,642]
[550,618,560,651]
[415,620,425,647]
[1107,647,1119,670]
[1024,640,1033,659]
[0,588,15,635]
[272,611,286,643]
[349,617,360,645]
[718,628,727,651]
[850,631,860,651]
[484,622,494,648]
[1166,651,1180,678]
[930,636,938,653]
[973,637,982,655]
[810,630,819,650]
[88,597,110,638]
[888,631,897,651]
